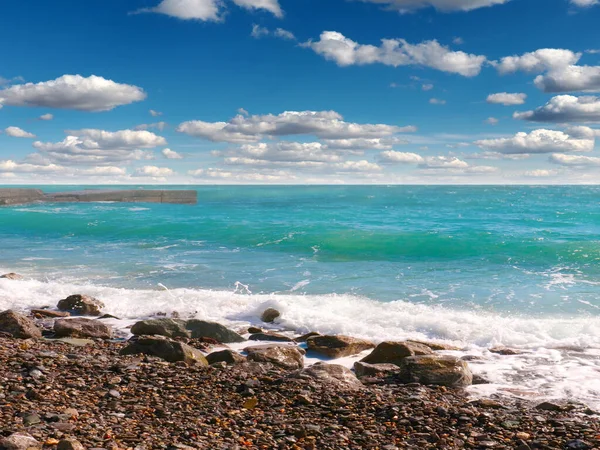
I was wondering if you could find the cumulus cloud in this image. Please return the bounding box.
[379,151,424,163]
[0,75,146,112]
[570,0,599,7]
[189,168,292,182]
[534,65,600,93]
[162,148,183,159]
[485,117,499,125]
[231,0,282,17]
[550,153,600,166]
[323,137,409,151]
[524,169,558,177]
[39,113,53,121]
[354,0,511,13]
[486,92,526,105]
[134,122,168,131]
[134,165,174,177]
[420,156,469,168]
[4,126,36,138]
[0,160,65,174]
[303,31,487,77]
[332,160,382,172]
[565,125,600,139]
[177,110,412,143]
[496,49,581,74]
[139,0,283,21]
[514,95,600,123]
[475,129,594,154]
[221,141,342,165]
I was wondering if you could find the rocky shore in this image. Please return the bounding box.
[1,275,599,449]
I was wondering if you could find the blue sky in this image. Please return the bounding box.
[1,0,600,184]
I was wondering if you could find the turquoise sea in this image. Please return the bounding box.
[1,185,600,405]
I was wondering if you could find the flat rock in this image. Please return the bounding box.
[307,335,375,358]
[399,355,473,388]
[353,361,402,378]
[0,432,41,450]
[294,331,321,342]
[206,349,246,365]
[406,340,462,351]
[249,332,294,342]
[0,309,42,339]
[131,318,189,338]
[291,362,363,390]
[185,319,245,343]
[31,309,70,318]
[245,344,304,370]
[120,335,209,365]
[360,341,433,366]
[57,440,85,450]
[54,318,113,339]
[57,294,104,316]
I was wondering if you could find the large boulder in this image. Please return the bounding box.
[206,349,246,366]
[0,273,23,280]
[131,318,189,338]
[307,335,375,358]
[0,310,42,339]
[245,345,304,370]
[57,294,104,316]
[185,320,245,343]
[260,308,280,323]
[399,355,472,388]
[0,432,41,450]
[120,335,208,365]
[291,362,363,390]
[54,318,113,339]
[360,341,433,366]
[353,361,402,378]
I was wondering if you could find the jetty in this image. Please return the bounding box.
[0,188,197,205]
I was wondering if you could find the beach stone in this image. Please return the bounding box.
[291,362,363,390]
[0,310,42,339]
[360,341,433,366]
[57,294,104,316]
[120,335,209,365]
[57,440,85,450]
[535,401,565,411]
[399,355,473,387]
[54,318,113,339]
[245,344,304,370]
[206,349,246,365]
[307,335,375,358]
[248,327,262,334]
[185,319,245,343]
[406,340,462,351]
[353,361,402,378]
[490,346,524,355]
[131,318,189,338]
[249,332,294,342]
[260,308,281,323]
[0,432,41,450]
[294,332,321,342]
[0,272,23,280]
[30,309,70,318]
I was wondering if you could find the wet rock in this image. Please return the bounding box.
[131,318,189,338]
[248,326,262,334]
[0,310,42,339]
[535,401,565,411]
[360,341,433,366]
[0,272,23,280]
[260,308,281,323]
[54,318,113,339]
[30,309,70,318]
[406,340,462,351]
[206,349,246,366]
[353,361,402,378]
[98,314,120,320]
[57,294,104,316]
[291,363,363,390]
[245,344,304,370]
[185,319,245,343]
[120,335,209,365]
[307,335,375,358]
[399,355,473,387]
[294,331,321,342]
[489,347,524,355]
[57,440,85,450]
[249,332,294,342]
[0,432,41,449]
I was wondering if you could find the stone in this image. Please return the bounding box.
[291,362,363,390]
[245,345,304,370]
[30,309,70,318]
[57,294,104,316]
[353,361,402,378]
[360,341,433,366]
[406,340,462,351]
[130,318,189,338]
[249,332,294,342]
[0,432,41,450]
[248,327,262,334]
[185,319,245,343]
[0,272,23,280]
[489,346,524,355]
[120,335,209,365]
[535,401,565,411]
[206,349,246,366]
[260,308,281,323]
[54,318,113,339]
[307,335,375,358]
[57,439,85,450]
[0,310,42,339]
[23,413,41,426]
[399,355,473,388]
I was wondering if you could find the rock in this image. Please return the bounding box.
[489,346,524,355]
[249,332,294,342]
[0,432,41,450]
[353,361,402,378]
[185,320,245,343]
[206,349,246,366]
[260,308,281,323]
[307,335,375,358]
[98,314,120,320]
[360,341,433,366]
[57,294,104,316]
[535,401,565,411]
[131,318,189,338]
[120,335,209,365]
[0,272,23,280]
[30,309,70,318]
[0,310,42,339]
[52,337,95,346]
[294,332,321,342]
[406,340,462,351]
[291,362,363,390]
[54,318,113,339]
[248,326,262,334]
[399,355,473,387]
[245,345,304,370]
[23,413,41,426]
[57,439,85,450]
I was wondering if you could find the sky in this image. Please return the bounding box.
[1,0,600,184]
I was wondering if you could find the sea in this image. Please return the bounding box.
[1,185,600,407]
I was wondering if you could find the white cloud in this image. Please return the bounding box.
[332,160,382,172]
[422,83,434,91]
[475,129,594,154]
[453,37,464,45]
[323,137,408,151]
[429,98,446,105]
[421,156,469,168]
[550,153,600,166]
[162,148,183,159]
[4,126,36,138]
[485,117,499,125]
[524,169,558,177]
[138,0,223,21]
[189,168,291,182]
[238,107,249,116]
[565,125,600,139]
[0,160,65,174]
[231,0,282,17]
[251,24,270,38]
[223,141,342,163]
[514,95,600,123]
[150,109,163,117]
[81,166,127,176]
[134,165,174,177]
[570,0,599,7]
[274,28,296,40]
[0,75,146,112]
[354,0,511,13]
[486,92,527,105]
[303,31,487,77]
[134,121,168,131]
[496,49,581,74]
[251,24,296,40]
[534,65,600,93]
[379,151,424,163]
[39,113,53,121]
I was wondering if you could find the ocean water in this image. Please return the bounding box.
[1,185,600,406]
